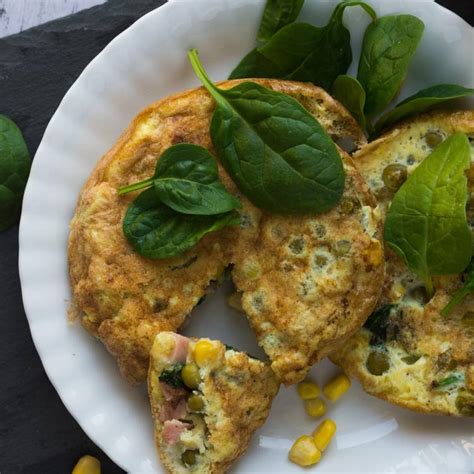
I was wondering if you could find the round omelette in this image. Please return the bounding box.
[332,111,474,417]
[68,78,383,384]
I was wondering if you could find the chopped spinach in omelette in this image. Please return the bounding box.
[332,111,474,417]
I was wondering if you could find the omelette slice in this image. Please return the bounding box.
[332,110,474,417]
[148,332,279,473]
[68,79,369,384]
[231,150,384,385]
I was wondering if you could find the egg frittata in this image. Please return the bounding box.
[68,79,376,384]
[332,111,474,417]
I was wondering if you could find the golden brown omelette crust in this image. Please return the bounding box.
[68,79,367,384]
[232,154,384,384]
[148,333,279,474]
[332,110,474,416]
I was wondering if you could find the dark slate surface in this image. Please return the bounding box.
[0,1,471,474]
[0,2,164,473]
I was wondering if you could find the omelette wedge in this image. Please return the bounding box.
[148,332,279,473]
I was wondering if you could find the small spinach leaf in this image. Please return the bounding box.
[375,84,474,132]
[441,258,474,316]
[257,0,305,43]
[364,304,395,345]
[190,49,345,215]
[230,1,376,91]
[332,75,366,129]
[123,188,240,259]
[384,133,472,295]
[159,363,185,388]
[358,15,424,117]
[0,115,31,232]
[119,143,241,215]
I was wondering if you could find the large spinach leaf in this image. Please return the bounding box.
[119,143,240,215]
[332,75,367,129]
[358,15,424,117]
[441,258,474,316]
[190,49,345,215]
[123,188,240,259]
[230,1,376,91]
[0,115,31,232]
[257,0,305,43]
[374,84,474,132]
[384,133,472,295]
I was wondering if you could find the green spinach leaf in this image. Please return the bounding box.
[375,84,474,132]
[119,143,241,215]
[332,75,367,129]
[190,48,345,215]
[384,133,472,295]
[257,0,305,43]
[159,363,185,388]
[441,258,474,316]
[358,15,424,118]
[230,1,376,91]
[0,115,31,232]
[364,304,396,345]
[123,188,240,259]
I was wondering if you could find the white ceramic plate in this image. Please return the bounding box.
[19,1,474,473]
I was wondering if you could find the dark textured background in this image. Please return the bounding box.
[0,1,471,473]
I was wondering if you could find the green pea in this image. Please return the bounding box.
[314,224,327,238]
[289,237,305,254]
[334,240,352,256]
[455,389,474,417]
[339,198,355,214]
[182,450,198,466]
[313,254,328,267]
[187,394,204,413]
[181,363,201,390]
[447,359,458,371]
[425,131,443,148]
[382,164,408,192]
[401,354,420,365]
[408,285,430,304]
[366,351,390,375]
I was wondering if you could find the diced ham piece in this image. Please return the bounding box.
[160,383,188,402]
[159,398,188,422]
[170,333,189,364]
[162,419,192,445]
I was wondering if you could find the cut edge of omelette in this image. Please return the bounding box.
[148,332,280,474]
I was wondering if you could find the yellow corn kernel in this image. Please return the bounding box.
[323,373,351,402]
[304,398,326,417]
[313,419,336,452]
[72,455,101,474]
[288,435,321,467]
[227,292,243,312]
[297,381,320,400]
[193,340,220,367]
